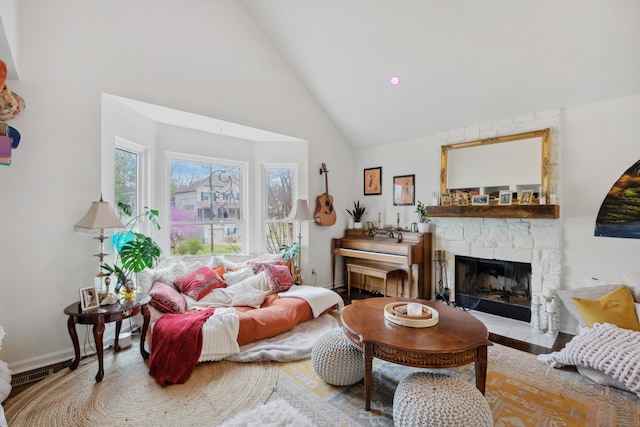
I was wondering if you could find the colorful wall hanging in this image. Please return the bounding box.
[594,159,640,238]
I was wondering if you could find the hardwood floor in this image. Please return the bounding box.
[334,286,573,355]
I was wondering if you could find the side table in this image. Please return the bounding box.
[63,295,151,382]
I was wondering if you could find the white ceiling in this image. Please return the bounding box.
[242,0,640,149]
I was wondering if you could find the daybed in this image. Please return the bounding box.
[537,273,640,396]
[135,255,343,385]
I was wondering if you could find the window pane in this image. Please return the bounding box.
[266,168,293,220]
[265,167,295,254]
[170,159,243,255]
[115,148,138,218]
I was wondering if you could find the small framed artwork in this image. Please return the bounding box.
[519,190,534,205]
[499,190,512,205]
[393,174,415,206]
[456,193,468,206]
[441,193,451,206]
[80,286,99,311]
[363,167,382,196]
[471,194,489,206]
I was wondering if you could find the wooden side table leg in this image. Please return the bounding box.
[66,316,81,371]
[93,316,106,382]
[475,345,488,395]
[140,303,150,359]
[347,266,352,297]
[113,320,122,352]
[363,343,373,411]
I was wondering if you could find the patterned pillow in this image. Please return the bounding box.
[149,281,186,314]
[174,265,226,301]
[254,263,294,292]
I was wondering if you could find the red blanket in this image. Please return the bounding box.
[148,308,215,386]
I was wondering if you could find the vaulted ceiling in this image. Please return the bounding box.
[242,0,640,149]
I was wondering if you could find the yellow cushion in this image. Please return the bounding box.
[572,286,640,330]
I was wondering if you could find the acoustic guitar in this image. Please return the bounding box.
[314,163,337,226]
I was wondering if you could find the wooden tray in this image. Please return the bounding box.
[384,303,439,328]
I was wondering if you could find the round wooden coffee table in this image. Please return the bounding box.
[341,297,492,411]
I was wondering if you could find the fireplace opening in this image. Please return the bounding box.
[455,255,532,322]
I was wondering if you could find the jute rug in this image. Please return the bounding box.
[274,343,640,426]
[4,346,278,426]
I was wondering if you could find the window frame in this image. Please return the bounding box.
[263,163,298,254]
[166,151,249,256]
[114,137,148,233]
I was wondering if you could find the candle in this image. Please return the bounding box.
[407,302,422,317]
[543,288,554,299]
[546,302,557,313]
[532,295,541,305]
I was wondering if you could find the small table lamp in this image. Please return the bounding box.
[74,196,125,295]
[290,199,314,285]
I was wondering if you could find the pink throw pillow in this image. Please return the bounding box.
[149,281,186,314]
[174,265,226,301]
[254,263,294,292]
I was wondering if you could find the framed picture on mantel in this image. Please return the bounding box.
[393,174,415,206]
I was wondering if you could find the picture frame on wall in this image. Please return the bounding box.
[363,167,382,195]
[393,174,415,206]
[471,194,489,206]
[80,286,99,311]
[499,190,512,205]
[519,189,534,205]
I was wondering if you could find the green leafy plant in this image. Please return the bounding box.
[346,200,367,222]
[415,201,430,223]
[279,242,300,261]
[101,202,162,293]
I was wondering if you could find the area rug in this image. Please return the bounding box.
[219,398,314,427]
[273,344,640,426]
[4,346,278,426]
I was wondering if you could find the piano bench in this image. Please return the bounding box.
[346,260,407,298]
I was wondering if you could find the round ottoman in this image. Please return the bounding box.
[312,328,364,386]
[393,372,493,427]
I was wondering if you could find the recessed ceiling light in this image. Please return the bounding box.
[389,75,401,86]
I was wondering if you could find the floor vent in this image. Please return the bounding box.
[11,368,53,387]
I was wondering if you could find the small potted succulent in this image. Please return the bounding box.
[346,200,367,229]
[415,201,431,233]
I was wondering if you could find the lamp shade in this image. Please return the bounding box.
[74,198,125,232]
[290,199,314,222]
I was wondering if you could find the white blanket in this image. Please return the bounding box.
[279,285,344,318]
[198,307,240,362]
[537,323,640,396]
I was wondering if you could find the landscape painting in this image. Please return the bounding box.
[594,159,640,239]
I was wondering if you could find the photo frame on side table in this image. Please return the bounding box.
[499,190,512,205]
[80,286,99,311]
[393,174,415,206]
[364,167,382,195]
[519,190,533,205]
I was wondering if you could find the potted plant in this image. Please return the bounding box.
[415,201,431,233]
[346,200,367,229]
[101,202,162,302]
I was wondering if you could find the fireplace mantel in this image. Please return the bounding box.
[426,204,559,219]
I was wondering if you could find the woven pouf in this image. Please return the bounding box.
[311,328,364,386]
[393,372,493,427]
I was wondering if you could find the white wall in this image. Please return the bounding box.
[0,0,352,372]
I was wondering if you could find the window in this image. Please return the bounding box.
[169,156,246,256]
[264,165,296,254]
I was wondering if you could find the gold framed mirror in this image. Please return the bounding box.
[440,128,551,202]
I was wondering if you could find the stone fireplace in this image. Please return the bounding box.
[432,216,561,325]
[455,255,532,322]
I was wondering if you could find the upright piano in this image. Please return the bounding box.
[332,229,432,299]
